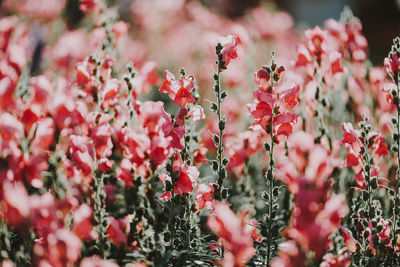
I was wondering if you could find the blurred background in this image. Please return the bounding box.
[280,0,400,64]
[0,0,399,65]
[114,0,400,64]
[193,0,400,64]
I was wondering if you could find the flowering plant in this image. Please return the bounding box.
[0,1,399,267]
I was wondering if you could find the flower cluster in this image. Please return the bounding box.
[0,1,399,267]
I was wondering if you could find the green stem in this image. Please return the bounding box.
[186,197,191,246]
[216,67,224,200]
[266,113,275,267]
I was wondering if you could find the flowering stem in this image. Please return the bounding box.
[262,55,280,266]
[182,116,192,246]
[266,113,275,267]
[212,43,228,201]
[216,68,223,188]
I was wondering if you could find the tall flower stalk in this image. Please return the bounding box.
[210,35,238,201]
[248,53,300,265]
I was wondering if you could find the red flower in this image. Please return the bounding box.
[158,158,200,199]
[108,216,128,248]
[219,35,239,69]
[295,44,312,67]
[329,51,344,74]
[254,69,270,90]
[174,164,199,194]
[30,118,55,151]
[248,91,276,119]
[79,0,101,13]
[338,123,362,150]
[159,70,195,107]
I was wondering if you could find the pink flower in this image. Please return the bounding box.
[30,75,53,104]
[111,21,129,41]
[91,121,113,158]
[305,26,327,58]
[161,121,185,150]
[159,70,195,107]
[219,35,239,69]
[188,105,206,122]
[248,67,299,139]
[137,101,170,133]
[0,181,30,229]
[207,201,255,267]
[100,79,121,109]
[116,159,134,187]
[320,253,351,267]
[69,135,95,175]
[46,229,82,266]
[272,241,306,267]
[0,113,23,142]
[195,183,214,212]
[80,256,119,267]
[341,228,357,253]
[174,164,199,194]
[72,204,98,240]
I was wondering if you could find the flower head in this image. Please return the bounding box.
[159,70,195,107]
[219,34,239,70]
